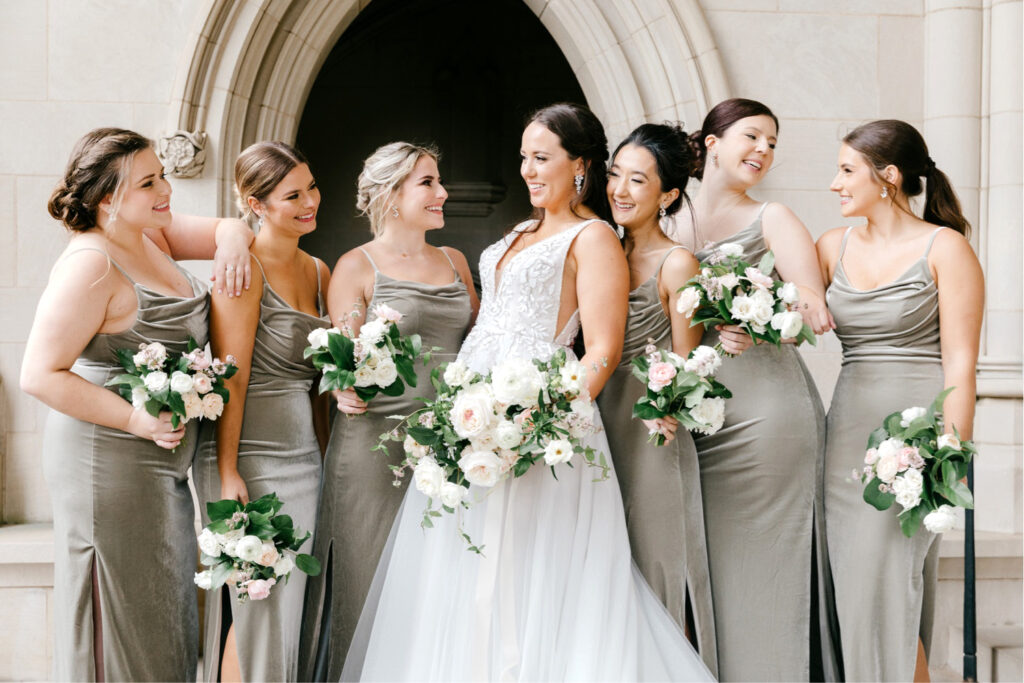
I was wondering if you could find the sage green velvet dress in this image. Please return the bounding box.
[693,205,834,681]
[597,246,718,677]
[43,250,208,681]
[298,248,473,681]
[824,227,946,681]
[194,254,328,682]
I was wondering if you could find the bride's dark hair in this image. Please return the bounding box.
[522,103,613,229]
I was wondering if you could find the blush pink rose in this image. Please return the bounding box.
[244,578,276,601]
[647,362,677,391]
[897,446,919,472]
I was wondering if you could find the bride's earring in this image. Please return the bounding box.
[659,205,667,219]
[574,174,584,194]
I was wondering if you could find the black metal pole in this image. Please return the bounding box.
[963,458,977,681]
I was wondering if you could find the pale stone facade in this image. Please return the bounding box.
[0,0,1020,679]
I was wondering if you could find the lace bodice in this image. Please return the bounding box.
[458,219,611,373]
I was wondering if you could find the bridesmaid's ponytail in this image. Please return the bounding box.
[922,163,971,238]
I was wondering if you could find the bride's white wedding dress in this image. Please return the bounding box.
[342,219,714,682]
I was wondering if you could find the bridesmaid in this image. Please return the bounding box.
[193,141,330,682]
[298,142,478,680]
[20,127,252,681]
[600,123,752,676]
[670,98,837,681]
[817,120,983,681]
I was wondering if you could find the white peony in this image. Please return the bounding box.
[493,419,523,450]
[197,528,222,557]
[718,242,744,258]
[143,371,169,393]
[449,384,496,439]
[675,287,702,318]
[201,393,224,420]
[169,371,194,394]
[413,458,445,498]
[307,326,330,350]
[192,373,213,394]
[443,360,472,388]
[373,357,398,387]
[778,281,800,305]
[353,365,376,387]
[131,386,149,410]
[458,449,504,488]
[937,433,962,451]
[193,570,215,590]
[543,439,575,466]
[491,359,545,406]
[235,535,264,563]
[558,360,587,395]
[892,474,922,510]
[923,505,958,534]
[683,345,722,378]
[272,552,295,577]
[690,396,726,435]
[440,482,467,508]
[900,406,927,428]
[770,310,804,339]
[358,318,388,344]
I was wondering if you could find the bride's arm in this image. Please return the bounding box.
[571,224,629,398]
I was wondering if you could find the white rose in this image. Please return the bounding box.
[770,310,804,339]
[683,345,722,378]
[937,433,962,451]
[413,457,445,498]
[192,373,213,394]
[542,439,574,466]
[307,326,330,350]
[403,435,429,460]
[143,371,169,393]
[273,552,295,577]
[373,357,398,387]
[900,406,927,428]
[675,287,702,318]
[718,242,744,258]
[729,295,757,323]
[131,386,149,410]
[690,396,726,435]
[443,360,472,388]
[449,384,496,439]
[440,482,467,508]
[778,281,800,305]
[892,475,922,510]
[216,528,244,556]
[358,318,388,344]
[193,570,215,590]
[717,272,740,291]
[201,393,225,420]
[493,419,523,450]
[901,467,925,495]
[169,371,194,395]
[197,528,222,557]
[558,360,587,395]
[491,359,545,406]
[458,449,504,488]
[923,505,958,534]
[353,364,376,387]
[235,535,264,563]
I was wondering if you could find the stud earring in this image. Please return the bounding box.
[574,174,584,194]
[880,187,888,199]
[659,206,667,219]
[392,206,399,218]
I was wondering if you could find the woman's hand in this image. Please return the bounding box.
[211,221,253,297]
[798,289,835,335]
[333,388,368,415]
[126,409,185,450]
[643,416,679,443]
[220,469,250,504]
[716,324,754,356]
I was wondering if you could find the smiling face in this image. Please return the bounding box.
[607,143,677,230]
[708,114,777,186]
[520,121,583,212]
[392,155,447,231]
[254,163,320,235]
[103,147,172,230]
[830,143,884,217]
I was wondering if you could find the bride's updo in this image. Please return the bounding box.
[526,103,613,225]
[356,142,440,236]
[48,127,152,232]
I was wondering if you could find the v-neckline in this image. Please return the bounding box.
[493,219,598,291]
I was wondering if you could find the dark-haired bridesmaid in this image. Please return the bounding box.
[669,98,837,681]
[817,120,984,681]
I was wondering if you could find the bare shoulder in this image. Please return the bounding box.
[816,226,850,252]
[333,244,376,279]
[440,245,471,271]
[574,220,621,250]
[930,227,979,266]
[54,242,121,290]
[762,201,807,232]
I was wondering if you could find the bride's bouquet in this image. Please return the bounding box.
[193,493,321,603]
[106,338,237,428]
[378,349,607,552]
[304,303,430,401]
[856,388,978,537]
[631,345,732,445]
[676,243,815,351]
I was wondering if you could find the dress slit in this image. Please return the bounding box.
[91,556,105,682]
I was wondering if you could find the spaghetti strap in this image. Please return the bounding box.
[923,227,945,257]
[757,202,769,219]
[311,255,327,317]
[837,226,855,260]
[65,246,136,284]
[439,248,459,278]
[358,246,381,272]
[656,245,686,274]
[250,253,268,279]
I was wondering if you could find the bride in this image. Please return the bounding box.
[341,103,714,682]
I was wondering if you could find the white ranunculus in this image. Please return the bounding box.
[216,528,244,556]
[197,528,222,557]
[273,552,295,577]
[131,386,149,410]
[937,433,962,451]
[235,535,264,563]
[443,360,472,388]
[900,406,927,428]
[193,570,215,590]
[201,393,224,420]
[169,371,194,395]
[718,242,744,258]
[493,419,523,450]
[307,326,330,350]
[543,439,574,466]
[439,481,467,508]
[358,318,388,345]
[403,435,429,460]
[558,360,587,395]
[491,359,545,406]
[690,396,726,435]
[143,371,169,393]
[449,384,496,439]
[778,281,800,305]
[373,357,398,387]
[675,287,702,318]
[770,310,804,339]
[353,365,376,387]
[413,457,445,498]
[683,345,722,378]
[458,449,504,488]
[923,505,958,534]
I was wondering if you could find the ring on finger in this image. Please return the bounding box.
[226,265,236,272]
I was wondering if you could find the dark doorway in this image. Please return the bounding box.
[296,0,587,274]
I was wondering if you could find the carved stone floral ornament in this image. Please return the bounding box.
[157,130,208,178]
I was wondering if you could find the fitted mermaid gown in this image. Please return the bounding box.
[824,227,947,681]
[299,248,473,681]
[596,246,717,676]
[194,254,329,682]
[43,250,207,681]
[341,219,713,682]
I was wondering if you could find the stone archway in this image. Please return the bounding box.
[168,0,729,215]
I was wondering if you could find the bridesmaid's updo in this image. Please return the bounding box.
[688,98,780,180]
[48,127,152,232]
[235,141,309,222]
[526,102,613,226]
[613,123,693,217]
[356,142,440,236]
[843,120,971,237]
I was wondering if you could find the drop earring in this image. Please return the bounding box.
[574,174,584,194]
[392,206,399,218]
[659,206,667,218]
[880,186,888,199]
[712,152,719,167]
